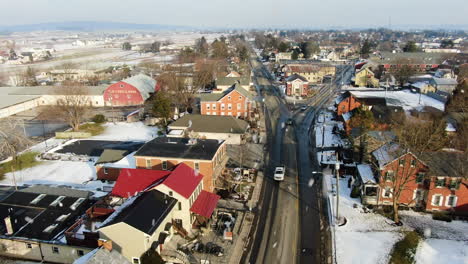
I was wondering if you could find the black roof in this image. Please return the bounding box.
[104,190,176,235]
[0,187,93,241]
[55,140,144,157]
[371,105,404,123]
[134,137,223,160]
[356,97,387,106]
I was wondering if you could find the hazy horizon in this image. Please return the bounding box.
[0,0,467,29]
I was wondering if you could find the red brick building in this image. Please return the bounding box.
[285,74,308,97]
[103,74,157,106]
[371,145,468,215]
[335,91,362,116]
[200,84,254,119]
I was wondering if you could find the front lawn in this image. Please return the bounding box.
[0,152,41,180]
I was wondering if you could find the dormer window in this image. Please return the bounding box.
[50,196,65,207]
[30,194,46,205]
[70,198,85,211]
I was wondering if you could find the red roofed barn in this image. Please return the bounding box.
[104,74,157,106]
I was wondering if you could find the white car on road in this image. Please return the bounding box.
[274,166,285,181]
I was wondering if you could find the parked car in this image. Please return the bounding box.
[274,166,285,181]
[300,105,308,111]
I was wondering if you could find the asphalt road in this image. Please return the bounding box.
[246,58,353,264]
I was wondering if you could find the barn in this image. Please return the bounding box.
[103,74,157,106]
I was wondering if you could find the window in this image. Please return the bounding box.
[410,159,416,167]
[221,112,225,116]
[221,104,225,110]
[228,112,232,116]
[127,94,131,99]
[30,194,46,205]
[52,246,59,254]
[162,161,168,170]
[207,112,211,115]
[239,96,243,100]
[103,167,108,174]
[206,105,210,110]
[383,187,392,198]
[146,159,151,169]
[228,96,231,100]
[399,159,405,167]
[178,202,182,210]
[449,179,461,190]
[212,104,216,110]
[237,103,241,110]
[431,194,443,206]
[413,189,423,202]
[228,104,232,110]
[194,162,200,170]
[44,224,58,233]
[446,195,457,207]
[56,213,70,222]
[50,196,65,206]
[77,250,84,256]
[385,171,394,182]
[416,173,425,184]
[435,178,445,188]
[132,258,140,264]
[169,191,173,196]
[365,186,377,196]
[26,243,32,249]
[119,84,124,88]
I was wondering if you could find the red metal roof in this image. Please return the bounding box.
[111,169,170,198]
[190,190,220,218]
[162,163,203,199]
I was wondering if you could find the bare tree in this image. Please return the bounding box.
[157,70,195,112]
[0,119,32,189]
[41,82,90,131]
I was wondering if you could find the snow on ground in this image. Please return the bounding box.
[0,161,96,186]
[92,122,158,141]
[415,239,468,264]
[323,169,405,264]
[351,90,445,111]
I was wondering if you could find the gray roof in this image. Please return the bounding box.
[0,95,41,109]
[216,76,250,86]
[286,74,308,82]
[169,114,249,134]
[19,185,91,199]
[95,149,130,165]
[74,247,131,264]
[5,86,107,95]
[370,52,445,64]
[372,143,405,169]
[357,164,376,184]
[419,151,467,178]
[200,84,253,102]
[121,74,157,100]
[430,77,457,86]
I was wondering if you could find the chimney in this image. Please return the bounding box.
[4,216,13,235]
[98,239,113,251]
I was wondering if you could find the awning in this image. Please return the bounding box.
[190,191,220,218]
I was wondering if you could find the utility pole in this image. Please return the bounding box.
[335,153,340,225]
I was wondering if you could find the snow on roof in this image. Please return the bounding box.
[342,112,352,122]
[121,74,156,100]
[357,164,375,184]
[372,143,401,169]
[411,82,429,89]
[431,77,457,86]
[445,122,456,132]
[350,90,445,111]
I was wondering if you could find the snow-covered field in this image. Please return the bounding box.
[351,90,445,111]
[92,122,158,141]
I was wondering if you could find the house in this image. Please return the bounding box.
[351,129,396,156]
[372,144,429,208]
[369,52,443,74]
[285,74,309,97]
[354,67,380,87]
[356,164,378,205]
[109,164,220,236]
[434,69,456,79]
[168,114,249,144]
[214,76,251,93]
[103,74,157,106]
[98,190,177,264]
[0,186,96,263]
[419,151,468,215]
[282,63,336,84]
[133,137,227,192]
[275,52,293,62]
[200,84,254,119]
[429,77,458,94]
[95,149,137,181]
[335,91,386,116]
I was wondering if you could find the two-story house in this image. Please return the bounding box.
[200,84,254,119]
[354,67,380,87]
[372,144,429,208]
[282,63,336,84]
[133,137,227,192]
[285,74,309,97]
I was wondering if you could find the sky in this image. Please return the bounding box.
[0,0,467,29]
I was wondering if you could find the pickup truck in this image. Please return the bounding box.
[274,166,285,181]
